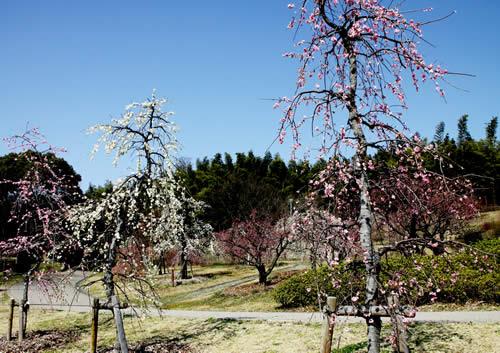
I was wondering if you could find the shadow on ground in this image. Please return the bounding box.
[409,322,463,351]
[98,318,240,353]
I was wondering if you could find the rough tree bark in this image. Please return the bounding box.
[19,275,29,340]
[347,51,381,353]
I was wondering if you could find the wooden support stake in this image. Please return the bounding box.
[18,299,26,341]
[320,296,337,353]
[7,298,15,341]
[171,268,175,287]
[99,302,128,311]
[388,295,409,353]
[111,295,129,353]
[91,298,99,353]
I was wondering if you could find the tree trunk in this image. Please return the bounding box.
[19,275,29,340]
[256,264,268,285]
[103,237,117,301]
[347,51,381,353]
[160,251,167,275]
[179,249,189,280]
[158,252,164,275]
[359,172,382,353]
[103,219,129,353]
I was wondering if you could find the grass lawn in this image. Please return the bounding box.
[0,306,498,353]
[84,261,311,312]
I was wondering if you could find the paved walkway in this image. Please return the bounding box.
[7,271,93,311]
[5,272,500,323]
[154,309,500,323]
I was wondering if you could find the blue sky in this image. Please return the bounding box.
[1,1,499,189]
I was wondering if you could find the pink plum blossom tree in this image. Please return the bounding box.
[371,162,478,254]
[0,128,80,338]
[216,210,292,285]
[277,1,476,351]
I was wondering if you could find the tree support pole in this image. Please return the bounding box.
[91,298,100,353]
[18,299,28,341]
[388,295,410,353]
[7,298,15,341]
[111,295,129,353]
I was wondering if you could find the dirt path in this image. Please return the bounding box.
[180,263,306,300]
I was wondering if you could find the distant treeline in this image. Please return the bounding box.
[174,115,498,231]
[431,115,498,206]
[0,116,496,241]
[176,152,327,231]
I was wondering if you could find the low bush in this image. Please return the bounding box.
[273,262,364,308]
[383,242,499,305]
[474,237,500,255]
[274,239,499,308]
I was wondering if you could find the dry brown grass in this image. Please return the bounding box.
[0,307,498,353]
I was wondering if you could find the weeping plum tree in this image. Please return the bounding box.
[68,92,208,352]
[276,1,475,352]
[0,128,80,339]
[153,189,212,279]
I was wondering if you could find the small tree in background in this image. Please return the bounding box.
[175,193,212,280]
[291,205,357,270]
[276,1,478,351]
[216,210,293,285]
[0,128,80,338]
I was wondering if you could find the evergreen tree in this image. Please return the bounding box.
[457,115,472,145]
[486,116,498,145]
[434,121,445,144]
[178,152,317,231]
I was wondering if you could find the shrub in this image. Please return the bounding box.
[274,240,499,308]
[383,246,499,305]
[474,237,500,255]
[273,262,364,308]
[272,270,320,308]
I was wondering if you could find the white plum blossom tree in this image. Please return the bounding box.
[68,92,210,352]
